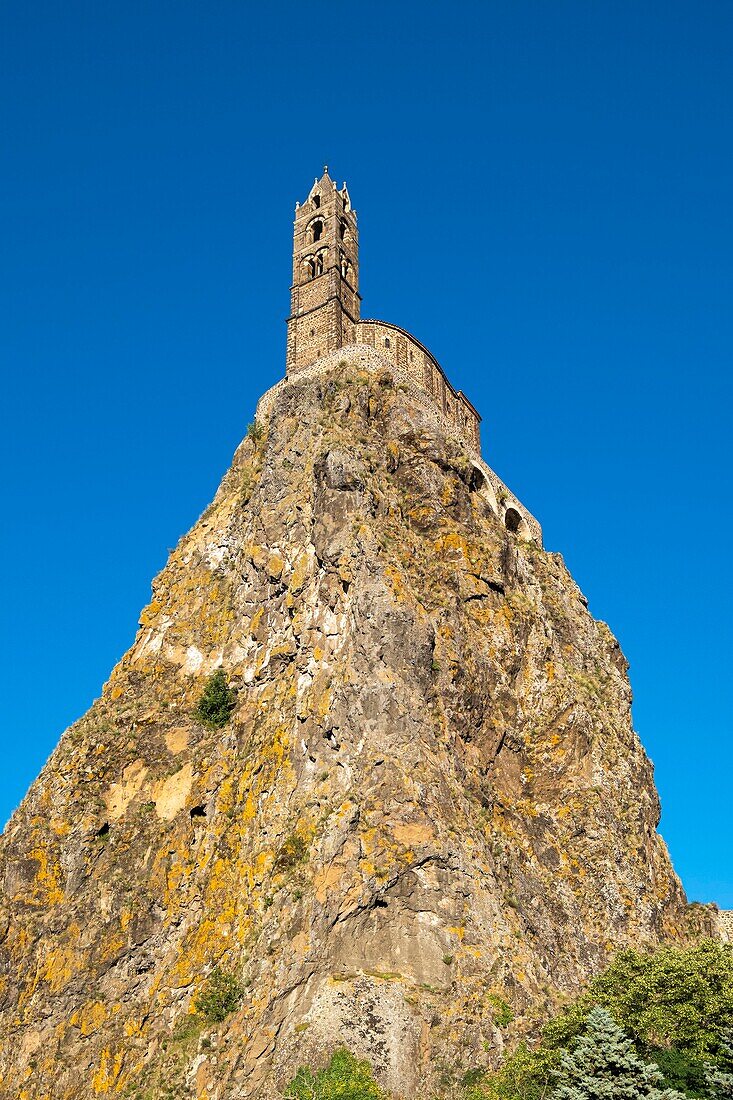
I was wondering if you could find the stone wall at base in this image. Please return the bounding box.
[715,910,733,943]
[256,344,542,545]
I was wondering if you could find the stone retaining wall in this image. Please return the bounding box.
[716,909,733,943]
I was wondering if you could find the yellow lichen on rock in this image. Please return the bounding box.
[0,367,711,1100]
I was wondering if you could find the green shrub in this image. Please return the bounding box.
[642,1046,709,1098]
[171,1014,203,1042]
[274,832,309,873]
[194,670,236,729]
[193,966,244,1023]
[486,994,514,1028]
[472,1041,559,1100]
[285,1047,384,1099]
[246,421,264,443]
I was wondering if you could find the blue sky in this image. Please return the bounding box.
[1,2,731,905]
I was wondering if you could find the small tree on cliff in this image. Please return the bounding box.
[552,1008,686,1100]
[194,669,236,729]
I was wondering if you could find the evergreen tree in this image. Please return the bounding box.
[705,1031,733,1100]
[193,669,236,728]
[552,1008,686,1100]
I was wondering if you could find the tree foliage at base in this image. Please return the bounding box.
[285,1047,384,1100]
[464,940,733,1100]
[705,1031,733,1100]
[553,1007,685,1100]
[545,940,733,1062]
[193,669,237,729]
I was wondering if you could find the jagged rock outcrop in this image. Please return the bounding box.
[0,363,712,1099]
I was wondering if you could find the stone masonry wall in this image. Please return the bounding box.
[716,910,733,943]
[355,320,481,453]
[257,343,542,544]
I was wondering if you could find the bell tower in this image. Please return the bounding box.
[286,168,360,374]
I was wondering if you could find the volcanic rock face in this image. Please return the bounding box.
[0,363,708,1098]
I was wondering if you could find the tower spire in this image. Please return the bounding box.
[286,172,360,374]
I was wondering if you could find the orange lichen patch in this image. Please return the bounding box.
[494,604,514,629]
[288,549,312,594]
[138,601,163,629]
[99,931,126,965]
[123,1017,146,1038]
[254,849,270,878]
[407,505,437,528]
[247,543,269,571]
[22,846,64,907]
[38,943,78,994]
[91,1048,125,1093]
[70,999,108,1036]
[248,606,265,638]
[266,551,285,580]
[317,682,333,719]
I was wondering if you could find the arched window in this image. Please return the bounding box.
[468,463,498,513]
[312,194,321,208]
[504,508,523,533]
[339,219,347,240]
[469,464,487,493]
[385,337,391,349]
[315,250,325,275]
[311,219,324,243]
[303,256,316,280]
[340,250,350,279]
